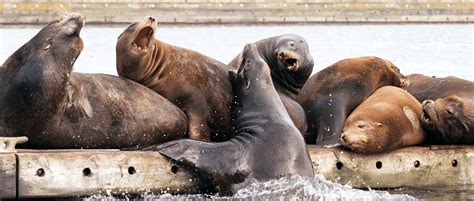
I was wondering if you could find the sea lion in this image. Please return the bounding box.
[421,96,474,144]
[142,43,314,195]
[403,74,474,144]
[341,86,425,154]
[116,17,233,142]
[297,56,408,146]
[228,34,314,134]
[0,13,187,149]
[404,74,474,102]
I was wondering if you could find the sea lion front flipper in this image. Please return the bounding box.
[144,139,252,195]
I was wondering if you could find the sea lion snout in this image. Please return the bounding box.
[277,50,300,71]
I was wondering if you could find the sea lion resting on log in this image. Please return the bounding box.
[0,13,187,149]
[404,74,474,144]
[341,86,425,153]
[116,16,233,142]
[297,56,408,146]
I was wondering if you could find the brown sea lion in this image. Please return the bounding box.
[403,74,474,144]
[228,34,314,134]
[404,74,474,102]
[421,95,474,144]
[297,56,408,146]
[341,86,425,154]
[0,13,187,149]
[116,17,233,142]
[141,43,314,195]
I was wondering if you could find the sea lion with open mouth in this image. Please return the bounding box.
[404,74,474,144]
[116,16,233,142]
[228,34,314,134]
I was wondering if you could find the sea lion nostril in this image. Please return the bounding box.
[148,17,155,22]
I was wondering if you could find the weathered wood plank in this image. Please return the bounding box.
[16,150,209,198]
[309,145,474,189]
[0,145,472,198]
[0,153,16,199]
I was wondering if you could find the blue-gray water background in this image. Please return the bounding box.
[1,24,473,81]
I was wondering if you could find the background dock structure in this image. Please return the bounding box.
[0,145,473,198]
[0,0,473,25]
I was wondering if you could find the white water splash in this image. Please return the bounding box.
[86,176,417,200]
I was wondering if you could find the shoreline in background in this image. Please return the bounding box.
[1,21,473,28]
[1,1,473,25]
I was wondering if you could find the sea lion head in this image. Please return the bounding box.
[384,60,409,87]
[340,115,390,154]
[2,12,84,72]
[116,16,157,78]
[421,95,474,143]
[230,43,272,100]
[274,34,313,73]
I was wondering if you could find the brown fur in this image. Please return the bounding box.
[297,56,408,146]
[116,17,233,141]
[341,86,425,153]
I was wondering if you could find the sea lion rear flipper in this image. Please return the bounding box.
[144,139,252,195]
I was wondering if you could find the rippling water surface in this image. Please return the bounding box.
[1,24,473,200]
[1,24,473,80]
[86,176,418,200]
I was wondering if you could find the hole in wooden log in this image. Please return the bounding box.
[171,164,178,174]
[36,168,45,177]
[336,162,343,170]
[452,160,458,167]
[414,160,420,168]
[83,168,92,177]
[128,166,136,175]
[376,161,382,169]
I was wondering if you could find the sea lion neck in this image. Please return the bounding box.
[138,39,168,86]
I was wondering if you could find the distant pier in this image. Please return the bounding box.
[1,0,473,25]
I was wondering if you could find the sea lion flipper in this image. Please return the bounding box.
[155,139,252,195]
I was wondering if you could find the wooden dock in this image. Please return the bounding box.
[0,145,473,198]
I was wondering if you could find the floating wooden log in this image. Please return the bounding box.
[0,145,473,198]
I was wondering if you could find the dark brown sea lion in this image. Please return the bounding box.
[228,34,314,134]
[341,86,425,154]
[404,74,474,144]
[297,56,408,146]
[404,74,474,102]
[0,13,187,149]
[116,17,233,142]
[142,44,314,195]
[421,95,474,144]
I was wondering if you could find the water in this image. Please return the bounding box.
[86,176,417,200]
[1,24,473,81]
[1,24,473,199]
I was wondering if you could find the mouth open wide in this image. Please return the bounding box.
[133,26,154,50]
[278,51,300,71]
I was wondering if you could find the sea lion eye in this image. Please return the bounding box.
[289,42,296,47]
[446,109,455,116]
